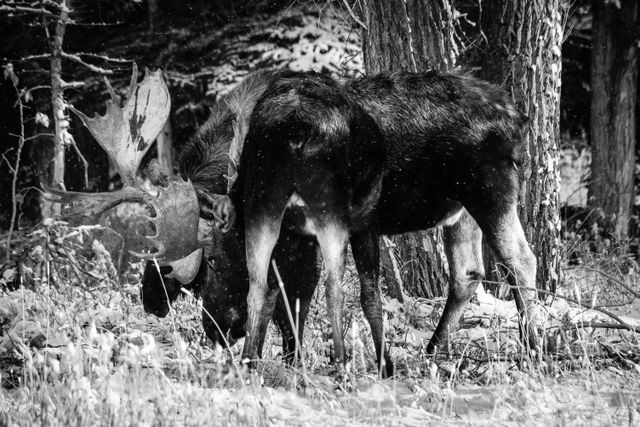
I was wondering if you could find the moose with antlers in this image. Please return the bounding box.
[49,65,546,378]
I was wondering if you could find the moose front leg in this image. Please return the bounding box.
[198,191,236,233]
[351,229,394,377]
[477,204,544,352]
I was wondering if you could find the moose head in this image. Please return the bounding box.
[45,64,231,283]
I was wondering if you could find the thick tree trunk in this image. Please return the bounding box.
[480,0,564,292]
[363,0,458,72]
[362,0,459,299]
[588,0,638,241]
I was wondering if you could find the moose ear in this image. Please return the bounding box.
[197,192,235,233]
[69,63,170,185]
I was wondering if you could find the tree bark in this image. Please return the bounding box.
[362,0,459,299]
[45,1,69,217]
[588,0,638,241]
[148,0,159,32]
[480,0,564,292]
[363,0,458,72]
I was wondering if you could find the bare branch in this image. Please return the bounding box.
[61,52,113,74]
[0,5,58,19]
[566,322,639,333]
[1,154,16,174]
[69,140,89,189]
[577,266,640,299]
[5,81,25,263]
[8,132,54,142]
[509,285,633,329]
[61,80,85,89]
[341,0,367,29]
[70,52,131,63]
[17,53,51,61]
[69,20,123,27]
[26,85,52,92]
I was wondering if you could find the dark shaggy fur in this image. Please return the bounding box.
[235,71,390,374]
[143,69,542,374]
[141,70,320,363]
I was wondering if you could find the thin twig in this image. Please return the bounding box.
[70,141,89,189]
[61,52,113,74]
[6,84,25,263]
[26,85,52,92]
[16,53,51,61]
[271,260,307,375]
[70,52,131,63]
[341,0,367,29]
[565,322,638,332]
[61,80,85,89]
[576,266,640,299]
[0,5,61,20]
[8,132,54,142]
[509,285,636,330]
[1,153,16,174]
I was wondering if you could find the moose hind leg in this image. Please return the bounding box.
[351,229,394,377]
[272,235,320,365]
[315,221,349,370]
[427,209,484,355]
[242,217,283,363]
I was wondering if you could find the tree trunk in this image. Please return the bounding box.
[588,0,638,241]
[363,0,458,72]
[44,2,69,217]
[480,0,564,292]
[362,0,459,299]
[148,0,159,32]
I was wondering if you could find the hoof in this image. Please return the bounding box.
[522,301,550,352]
[379,358,395,379]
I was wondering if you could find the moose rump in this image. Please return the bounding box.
[238,73,385,366]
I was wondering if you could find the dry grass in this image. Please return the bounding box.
[1,221,639,426]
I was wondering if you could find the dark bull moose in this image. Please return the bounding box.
[48,65,546,378]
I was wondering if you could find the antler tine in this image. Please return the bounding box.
[70,62,170,186]
[42,185,153,219]
[126,62,139,100]
[104,76,119,104]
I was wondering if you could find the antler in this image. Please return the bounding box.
[129,179,208,262]
[69,63,170,186]
[46,64,210,266]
